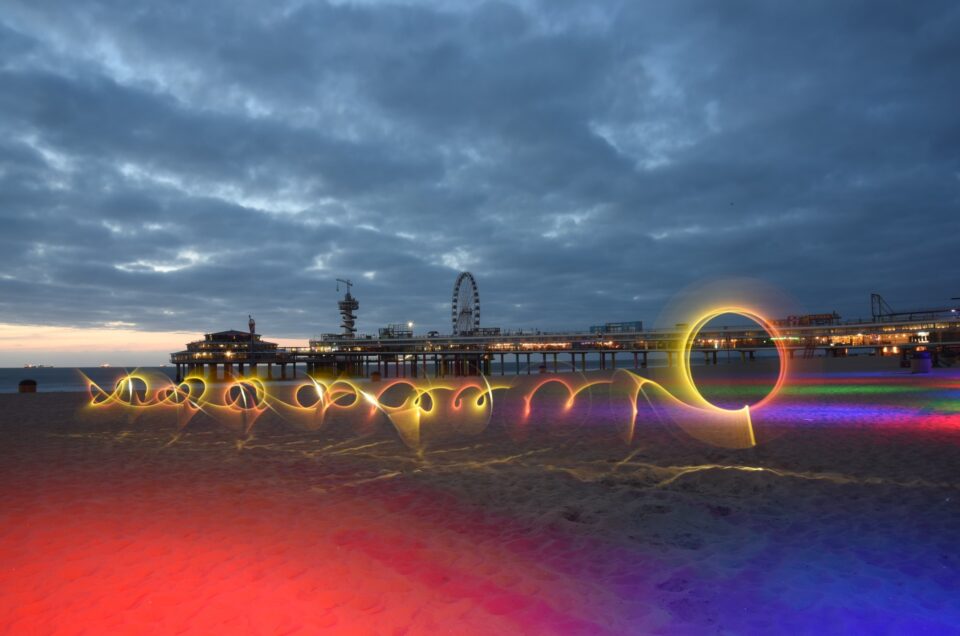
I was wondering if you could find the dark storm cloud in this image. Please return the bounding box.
[1,0,958,344]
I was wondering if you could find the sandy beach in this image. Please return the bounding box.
[1,358,958,634]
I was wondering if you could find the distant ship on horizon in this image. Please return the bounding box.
[23,364,53,369]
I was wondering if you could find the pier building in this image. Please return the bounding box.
[170,316,296,382]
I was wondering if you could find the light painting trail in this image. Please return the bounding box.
[83,306,793,450]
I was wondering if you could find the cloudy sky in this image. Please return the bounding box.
[1,0,958,364]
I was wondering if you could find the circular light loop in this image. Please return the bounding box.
[679,307,788,412]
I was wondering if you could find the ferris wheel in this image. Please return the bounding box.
[451,271,480,335]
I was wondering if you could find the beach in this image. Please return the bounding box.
[1,358,958,634]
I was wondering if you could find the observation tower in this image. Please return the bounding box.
[337,278,359,337]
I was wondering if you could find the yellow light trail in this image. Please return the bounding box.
[83,305,792,451]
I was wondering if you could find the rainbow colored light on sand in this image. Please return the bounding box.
[84,306,791,450]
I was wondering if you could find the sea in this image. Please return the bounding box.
[1,367,179,394]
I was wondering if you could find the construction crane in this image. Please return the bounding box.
[336,279,359,337]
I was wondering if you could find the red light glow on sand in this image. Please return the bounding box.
[0,462,626,635]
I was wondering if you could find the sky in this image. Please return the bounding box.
[1,0,959,365]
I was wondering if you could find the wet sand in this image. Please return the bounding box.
[1,358,958,634]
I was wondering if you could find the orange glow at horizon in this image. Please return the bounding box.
[0,323,305,356]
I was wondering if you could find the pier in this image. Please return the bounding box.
[172,318,960,382]
[170,275,960,381]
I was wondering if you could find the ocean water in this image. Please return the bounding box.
[0,367,178,394]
